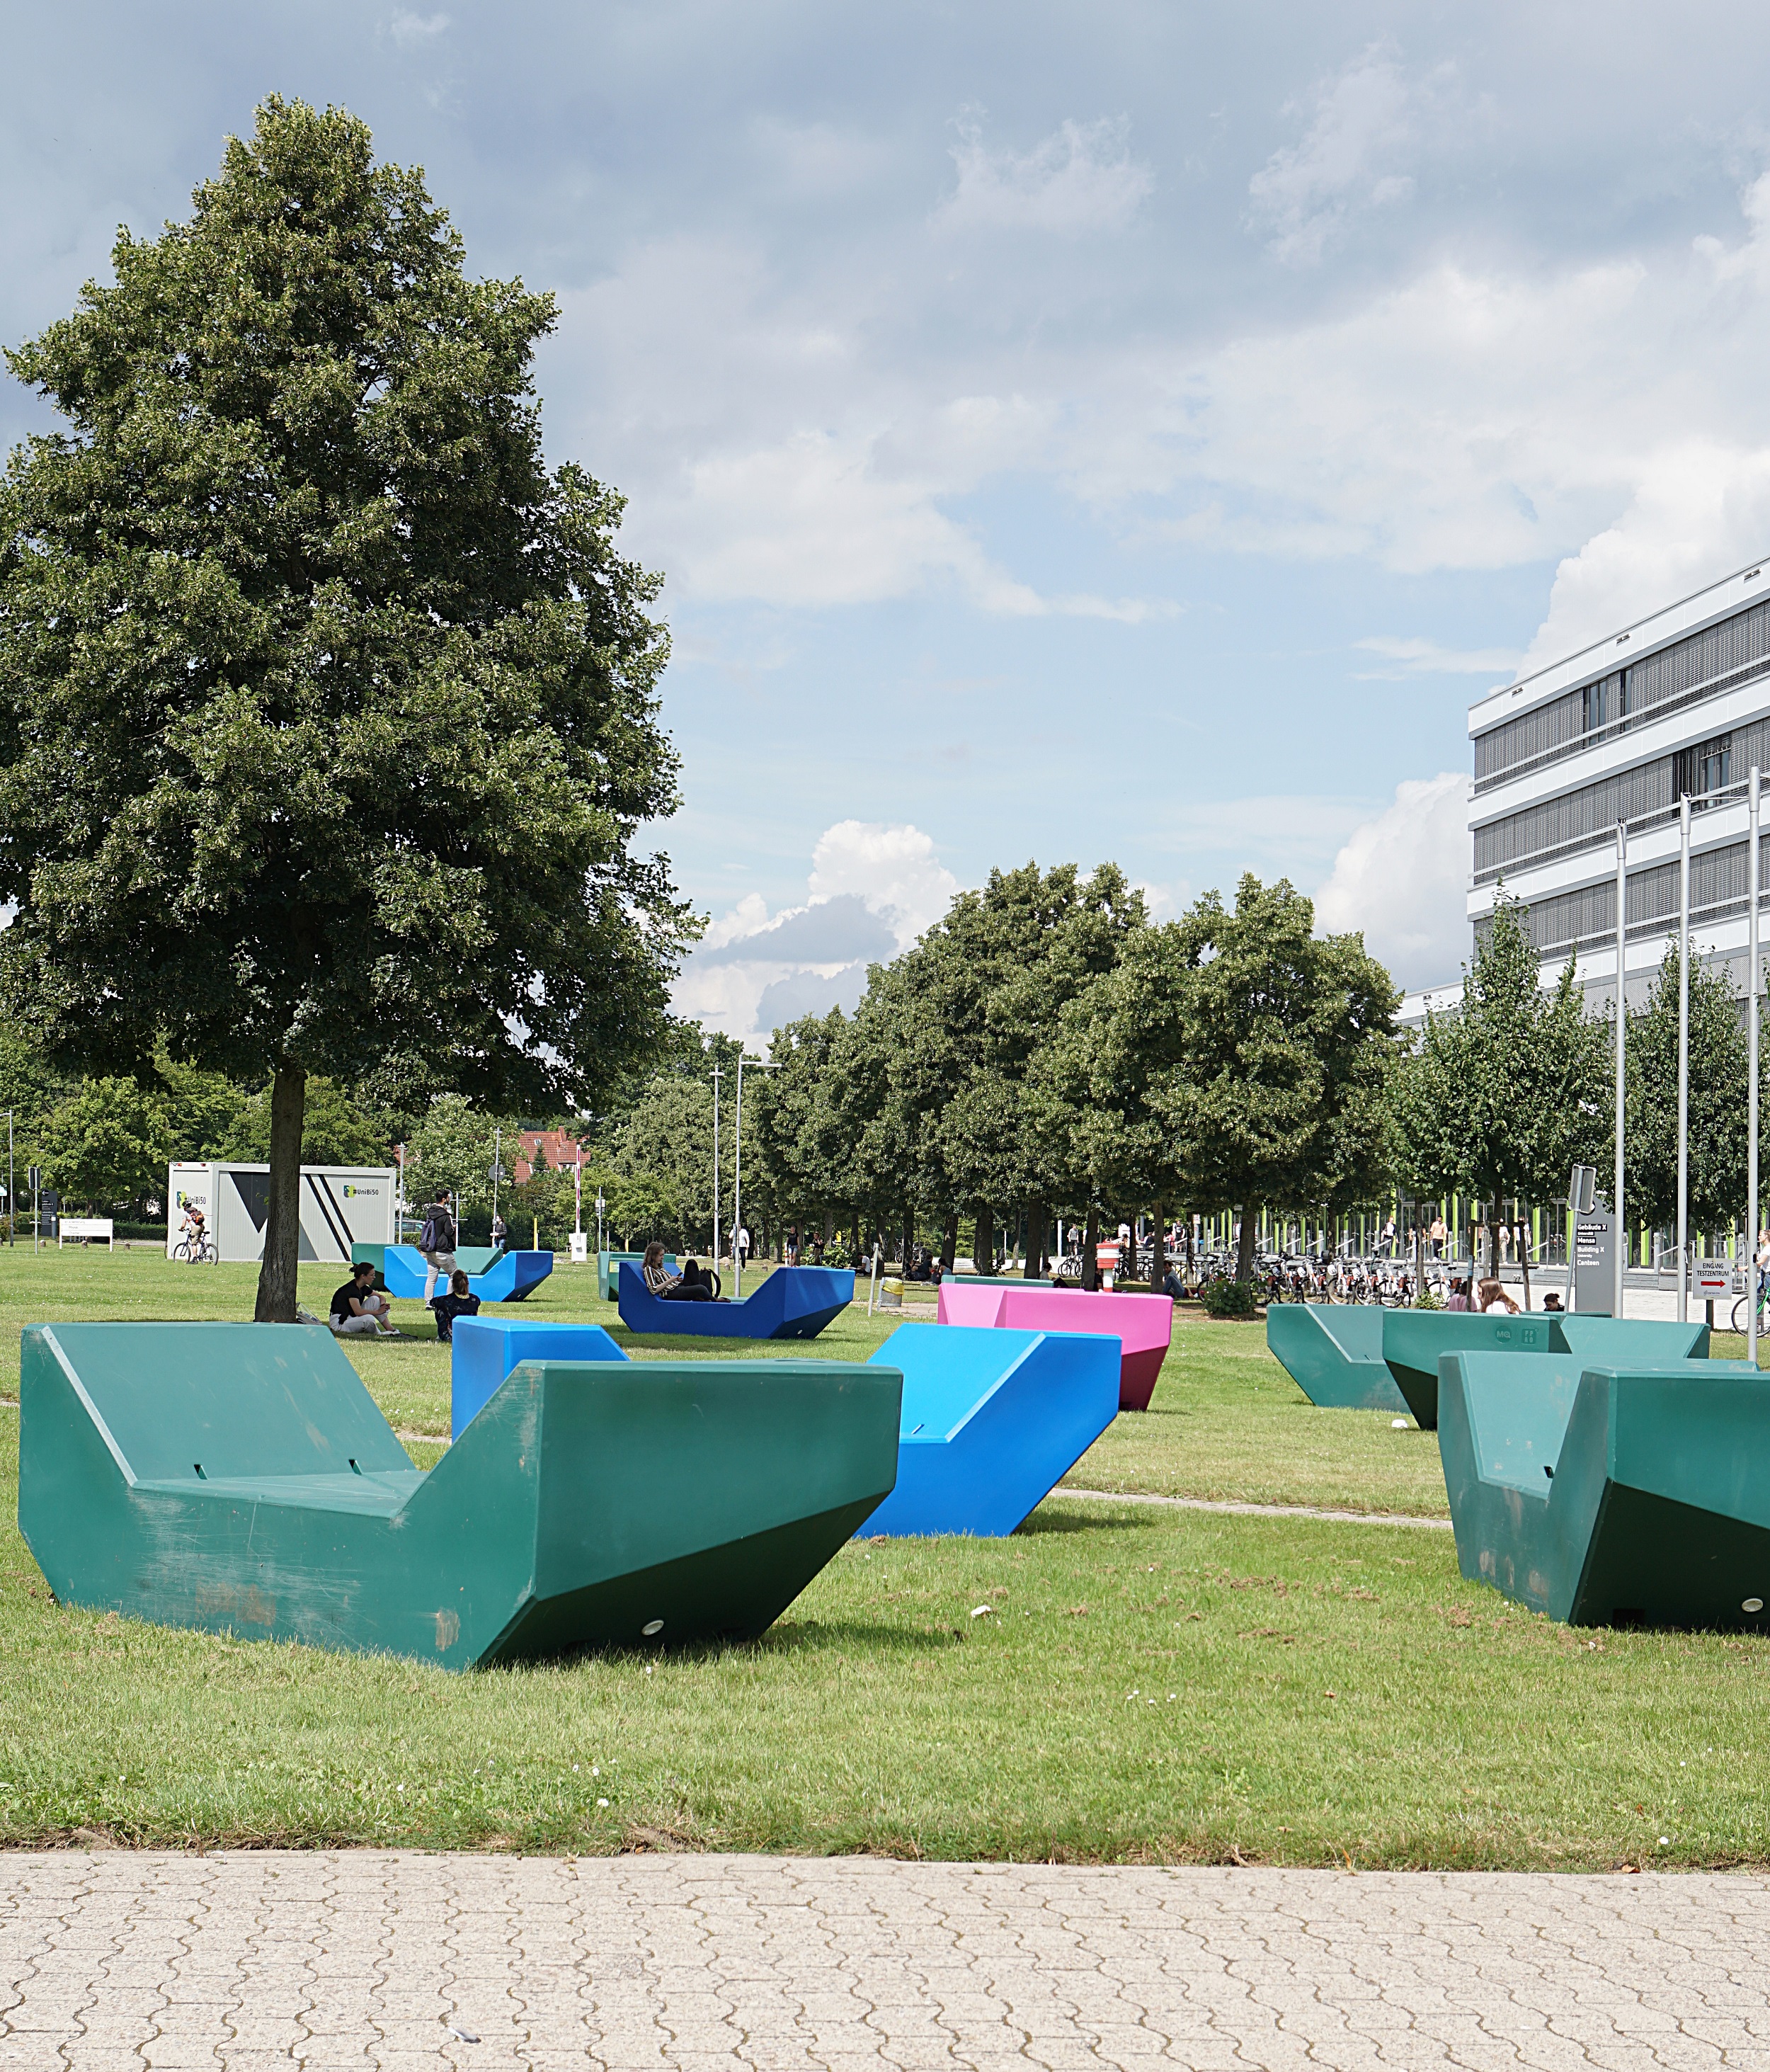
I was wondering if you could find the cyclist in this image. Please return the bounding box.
[178,1203,209,1261]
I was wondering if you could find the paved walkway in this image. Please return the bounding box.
[4,1852,1769,2070]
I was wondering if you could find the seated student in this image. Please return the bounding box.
[1162,1265,1186,1300]
[430,1268,481,1344]
[641,1239,718,1301]
[1542,1292,1565,1312]
[1476,1276,1520,1315]
[1444,1277,1473,1311]
[331,1260,398,1338]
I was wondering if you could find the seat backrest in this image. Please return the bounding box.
[29,1322,411,1484]
[1456,1349,1584,1493]
[868,1321,1041,1440]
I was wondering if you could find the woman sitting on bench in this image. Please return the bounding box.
[642,1239,718,1301]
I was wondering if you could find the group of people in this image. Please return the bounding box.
[328,1185,484,1343]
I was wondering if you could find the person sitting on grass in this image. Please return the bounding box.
[641,1239,718,1301]
[330,1260,399,1338]
[430,1268,481,1343]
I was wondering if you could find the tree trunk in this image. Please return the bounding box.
[1083,1207,1101,1291]
[1149,1207,1165,1296]
[1235,1205,1256,1283]
[823,1206,835,1248]
[1487,1202,1500,1277]
[974,1204,993,1278]
[940,1209,959,1273]
[901,1204,915,1274]
[1024,1200,1046,1279]
[254,1061,307,1324]
[1518,1217,1531,1312]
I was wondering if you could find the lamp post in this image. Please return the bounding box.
[1614,818,1628,1318]
[731,1054,779,1299]
[711,1062,721,1270]
[1752,766,1762,1370]
[1677,791,1691,1324]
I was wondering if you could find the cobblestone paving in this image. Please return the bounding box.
[3,1851,1768,2070]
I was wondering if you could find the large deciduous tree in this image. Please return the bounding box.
[1156,875,1400,1283]
[1623,942,1749,1245]
[0,99,692,1318]
[1393,896,1608,1289]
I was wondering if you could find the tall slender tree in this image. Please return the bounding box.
[1393,896,1608,1290]
[0,100,691,1318]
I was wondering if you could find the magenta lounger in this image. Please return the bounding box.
[935,1280,1173,1411]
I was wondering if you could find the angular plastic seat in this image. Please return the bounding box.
[353,1243,554,1304]
[20,1322,901,1668]
[1266,1304,1710,1428]
[1440,1348,1767,1627]
[449,1316,627,1439]
[617,1262,853,1340]
[857,1321,1120,1537]
[936,1281,1172,1410]
[1264,1304,1406,1413]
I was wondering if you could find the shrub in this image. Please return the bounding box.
[1200,1277,1260,1320]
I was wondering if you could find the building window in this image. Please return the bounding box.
[1673,733,1732,806]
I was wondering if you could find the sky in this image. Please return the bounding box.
[10,3,1770,1031]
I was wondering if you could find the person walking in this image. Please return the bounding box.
[736,1224,750,1270]
[419,1185,457,1304]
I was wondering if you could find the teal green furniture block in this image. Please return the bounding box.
[1440,1348,1769,1627]
[1264,1304,1406,1413]
[1269,1305,1713,1429]
[19,1322,901,1668]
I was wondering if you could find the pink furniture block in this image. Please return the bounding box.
[935,1280,1174,1411]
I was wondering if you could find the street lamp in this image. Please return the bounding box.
[732,1053,779,1299]
[711,1061,722,1270]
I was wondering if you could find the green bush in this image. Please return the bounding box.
[1200,1277,1260,1320]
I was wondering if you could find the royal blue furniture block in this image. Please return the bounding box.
[856,1322,1119,1538]
[616,1262,854,1340]
[361,1243,554,1304]
[450,1317,628,1440]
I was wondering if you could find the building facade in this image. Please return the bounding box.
[1464,557,1770,1014]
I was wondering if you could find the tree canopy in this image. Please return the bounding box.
[0,98,692,1315]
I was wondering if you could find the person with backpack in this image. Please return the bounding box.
[418,1185,457,1304]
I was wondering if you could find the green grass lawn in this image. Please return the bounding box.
[1,1247,1767,1866]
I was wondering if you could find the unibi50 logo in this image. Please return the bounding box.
[341,1185,381,1199]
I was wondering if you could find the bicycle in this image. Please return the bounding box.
[171,1231,217,1265]
[1732,1277,1768,1336]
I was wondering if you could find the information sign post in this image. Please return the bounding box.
[1572,1209,1616,1316]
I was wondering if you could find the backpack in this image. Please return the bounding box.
[418,1210,441,1252]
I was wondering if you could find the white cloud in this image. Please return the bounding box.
[1355,635,1524,676]
[388,9,450,47]
[1247,47,1430,265]
[937,115,1153,238]
[1518,444,1770,674]
[1315,772,1469,987]
[673,820,959,1039]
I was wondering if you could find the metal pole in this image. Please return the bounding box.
[1625,820,1633,1317]
[711,1064,721,1269]
[6,1111,11,1247]
[1678,792,1691,1323]
[492,1127,501,1230]
[733,1058,743,1301]
[1752,767,1762,1370]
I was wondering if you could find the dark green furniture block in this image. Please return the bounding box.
[1264,1304,1406,1413]
[18,1322,901,1668]
[1440,1348,1768,1628]
[1269,1305,1712,1429]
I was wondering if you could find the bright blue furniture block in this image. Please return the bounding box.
[616,1262,853,1340]
[365,1243,554,1304]
[450,1317,628,1440]
[856,1321,1119,1537]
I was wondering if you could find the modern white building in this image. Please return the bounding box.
[1453,557,1770,1013]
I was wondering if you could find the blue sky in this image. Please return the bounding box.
[11,4,1770,1027]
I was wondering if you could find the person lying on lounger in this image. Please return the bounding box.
[641,1239,719,1301]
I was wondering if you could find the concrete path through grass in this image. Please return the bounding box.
[4,1851,1768,2069]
